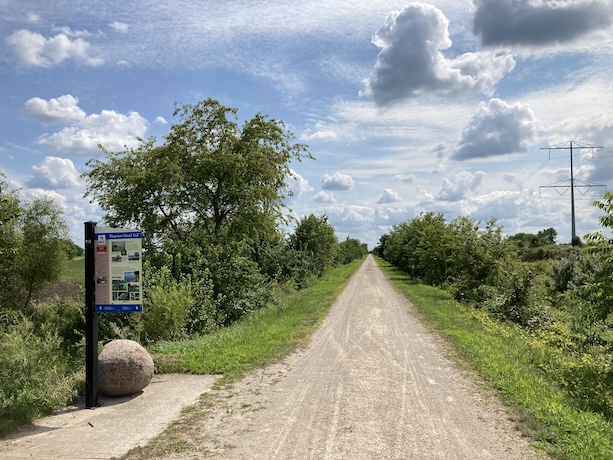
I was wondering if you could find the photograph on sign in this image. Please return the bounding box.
[94,227,143,312]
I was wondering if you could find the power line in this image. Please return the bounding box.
[539,141,605,240]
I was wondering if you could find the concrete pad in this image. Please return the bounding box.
[0,373,218,460]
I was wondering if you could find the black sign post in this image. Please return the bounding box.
[84,221,99,408]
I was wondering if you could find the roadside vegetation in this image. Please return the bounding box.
[374,198,613,459]
[0,99,368,437]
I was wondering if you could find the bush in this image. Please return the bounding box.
[30,298,85,358]
[481,263,555,329]
[0,315,79,436]
[139,265,193,343]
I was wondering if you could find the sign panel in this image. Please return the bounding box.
[94,227,143,312]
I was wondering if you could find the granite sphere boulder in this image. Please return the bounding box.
[98,339,154,397]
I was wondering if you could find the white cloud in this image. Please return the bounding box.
[109,21,129,32]
[5,29,103,67]
[473,0,613,47]
[287,169,313,198]
[452,98,537,160]
[393,174,415,183]
[313,190,336,203]
[377,188,401,204]
[322,172,354,191]
[26,12,40,23]
[365,4,515,105]
[37,110,148,154]
[155,116,168,124]
[29,156,82,188]
[23,95,86,124]
[438,170,486,201]
[302,130,338,141]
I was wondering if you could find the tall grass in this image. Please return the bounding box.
[150,258,364,384]
[377,258,613,459]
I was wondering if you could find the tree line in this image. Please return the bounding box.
[374,202,613,420]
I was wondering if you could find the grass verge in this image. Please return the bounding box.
[150,258,364,385]
[377,258,613,460]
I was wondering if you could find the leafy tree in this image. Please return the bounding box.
[290,214,338,276]
[17,199,68,309]
[0,172,20,256]
[538,227,558,245]
[0,196,68,311]
[582,192,613,319]
[337,237,368,264]
[84,98,311,252]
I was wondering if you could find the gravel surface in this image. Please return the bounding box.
[170,255,545,459]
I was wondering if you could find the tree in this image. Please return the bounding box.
[582,192,613,319]
[84,98,312,252]
[538,227,557,245]
[0,196,68,311]
[290,214,338,276]
[337,237,368,264]
[0,172,20,256]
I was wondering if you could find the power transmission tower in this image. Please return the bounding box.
[539,140,604,241]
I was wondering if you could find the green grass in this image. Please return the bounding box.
[149,258,364,385]
[63,256,84,284]
[377,258,613,460]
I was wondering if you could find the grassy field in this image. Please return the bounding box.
[63,256,85,284]
[376,257,613,460]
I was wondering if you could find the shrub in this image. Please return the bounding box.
[0,315,78,436]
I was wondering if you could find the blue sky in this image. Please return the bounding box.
[2,0,613,249]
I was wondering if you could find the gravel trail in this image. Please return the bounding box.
[177,255,544,459]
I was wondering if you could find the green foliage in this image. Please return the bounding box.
[151,259,362,383]
[381,213,513,297]
[290,214,338,276]
[378,259,613,459]
[30,298,85,358]
[336,237,368,265]
[0,315,78,436]
[508,227,557,248]
[0,193,69,312]
[84,98,312,251]
[139,264,194,343]
[0,172,20,257]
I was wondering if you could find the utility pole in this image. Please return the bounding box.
[539,141,604,241]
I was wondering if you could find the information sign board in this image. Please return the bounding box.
[94,226,143,312]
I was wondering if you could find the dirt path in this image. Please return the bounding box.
[168,255,544,459]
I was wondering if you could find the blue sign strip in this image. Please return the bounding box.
[96,304,143,313]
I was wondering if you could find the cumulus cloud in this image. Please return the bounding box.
[365,3,515,106]
[452,98,537,160]
[37,110,148,154]
[438,170,486,201]
[322,172,354,191]
[23,95,86,124]
[473,0,613,47]
[287,169,313,198]
[5,29,103,67]
[377,189,401,204]
[155,116,168,124]
[29,156,82,188]
[313,191,336,203]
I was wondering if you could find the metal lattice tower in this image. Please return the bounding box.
[539,141,604,240]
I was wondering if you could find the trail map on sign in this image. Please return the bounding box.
[94,227,143,312]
